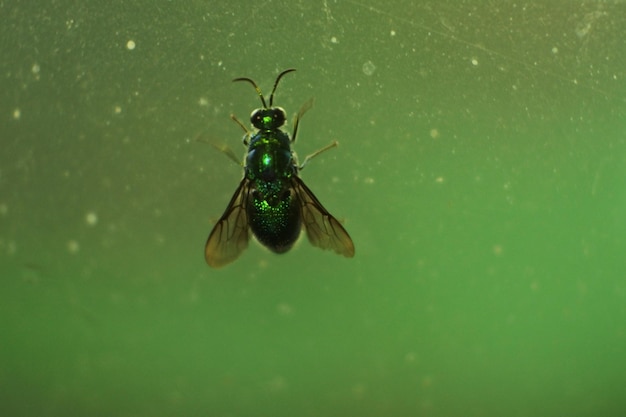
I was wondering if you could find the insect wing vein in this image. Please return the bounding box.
[205,178,251,267]
[293,176,355,258]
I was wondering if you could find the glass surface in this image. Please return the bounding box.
[1,1,625,416]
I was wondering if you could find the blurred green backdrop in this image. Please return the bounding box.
[1,1,625,416]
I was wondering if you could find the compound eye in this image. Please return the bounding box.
[250,109,263,127]
[273,108,286,126]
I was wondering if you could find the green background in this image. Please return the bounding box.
[1,1,625,416]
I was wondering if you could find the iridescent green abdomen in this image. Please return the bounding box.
[248,186,301,253]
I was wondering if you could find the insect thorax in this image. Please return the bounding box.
[246,130,295,185]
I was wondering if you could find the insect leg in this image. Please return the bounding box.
[292,98,314,144]
[230,114,251,146]
[299,140,338,170]
[210,143,242,166]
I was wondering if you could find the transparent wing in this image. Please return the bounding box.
[205,178,251,268]
[292,176,355,258]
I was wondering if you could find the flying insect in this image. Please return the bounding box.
[205,69,354,268]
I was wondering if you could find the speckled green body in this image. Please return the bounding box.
[205,69,354,268]
[245,112,301,253]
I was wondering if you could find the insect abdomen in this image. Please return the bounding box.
[247,189,301,253]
